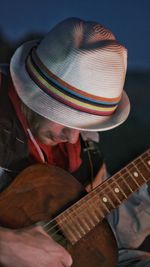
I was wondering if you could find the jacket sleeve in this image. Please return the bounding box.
[0,126,29,193]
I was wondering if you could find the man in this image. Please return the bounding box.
[0,17,149,267]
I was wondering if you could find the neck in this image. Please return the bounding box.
[50,148,150,245]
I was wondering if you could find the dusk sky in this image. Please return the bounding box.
[1,0,150,70]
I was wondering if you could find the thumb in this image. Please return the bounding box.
[61,251,73,267]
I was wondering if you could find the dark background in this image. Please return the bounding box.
[0,0,150,174]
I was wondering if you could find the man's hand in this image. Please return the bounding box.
[0,225,72,267]
[86,163,107,192]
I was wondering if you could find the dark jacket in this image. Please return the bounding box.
[0,67,104,192]
[0,67,31,190]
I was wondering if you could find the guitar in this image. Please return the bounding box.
[0,149,149,267]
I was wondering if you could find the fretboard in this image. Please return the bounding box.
[56,149,150,244]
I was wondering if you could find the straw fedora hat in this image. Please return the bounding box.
[10,17,130,131]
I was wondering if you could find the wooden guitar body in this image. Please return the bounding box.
[0,164,118,267]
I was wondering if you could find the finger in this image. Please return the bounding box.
[61,253,73,267]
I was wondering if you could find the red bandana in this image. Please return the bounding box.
[8,79,82,173]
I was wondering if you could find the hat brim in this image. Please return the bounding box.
[10,40,130,132]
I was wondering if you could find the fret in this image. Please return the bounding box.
[90,197,105,220]
[81,201,101,226]
[77,196,104,228]
[72,206,104,236]
[66,209,88,237]
[57,211,87,242]
[99,194,113,213]
[86,192,105,218]
[72,208,97,236]
[112,181,128,198]
[110,181,127,201]
[134,158,150,182]
[129,172,141,186]
[99,174,132,210]
[83,211,97,227]
[90,209,101,223]
[114,173,133,196]
[143,150,150,158]
[65,195,105,234]
[102,182,122,206]
[100,174,124,206]
[66,223,82,241]
[90,196,109,217]
[126,162,145,186]
[120,168,139,191]
[77,213,94,232]
[141,152,150,166]
[69,207,91,235]
[65,219,83,240]
[147,160,150,167]
[142,151,150,164]
[79,217,92,232]
[142,153,150,171]
[57,217,79,244]
[94,205,105,220]
[132,161,147,183]
[141,157,150,174]
[73,218,87,235]
[99,189,116,209]
[120,175,134,192]
[77,216,92,231]
[107,190,120,207]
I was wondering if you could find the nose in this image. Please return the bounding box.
[64,128,80,144]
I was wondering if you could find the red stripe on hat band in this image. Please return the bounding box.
[48,91,116,115]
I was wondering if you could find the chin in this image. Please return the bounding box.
[43,141,58,146]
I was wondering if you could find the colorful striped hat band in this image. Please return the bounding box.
[25,47,121,116]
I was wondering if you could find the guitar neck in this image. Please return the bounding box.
[56,149,150,244]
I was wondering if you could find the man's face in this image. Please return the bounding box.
[22,104,80,146]
[36,119,80,146]
[28,116,80,146]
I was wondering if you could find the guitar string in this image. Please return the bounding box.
[42,153,150,239]
[44,152,150,230]
[47,179,150,243]
[49,157,150,241]
[44,154,150,238]
[44,153,150,236]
